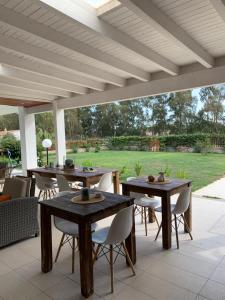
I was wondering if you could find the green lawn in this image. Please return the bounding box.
[48,151,225,192]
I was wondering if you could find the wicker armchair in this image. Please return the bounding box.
[0,196,39,248]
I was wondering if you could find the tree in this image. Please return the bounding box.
[199,86,225,133]
[168,91,197,134]
[149,94,169,135]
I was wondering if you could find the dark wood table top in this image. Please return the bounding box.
[28,167,118,179]
[122,178,192,196]
[39,191,134,223]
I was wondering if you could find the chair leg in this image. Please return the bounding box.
[109,244,114,293]
[153,210,160,228]
[181,214,193,240]
[72,237,75,273]
[121,242,135,276]
[38,190,42,199]
[174,214,179,249]
[155,222,162,241]
[144,207,148,236]
[55,233,65,263]
[93,244,101,263]
[141,207,144,224]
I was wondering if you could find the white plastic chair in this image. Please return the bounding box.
[56,174,71,192]
[34,172,57,199]
[155,187,193,248]
[95,172,112,192]
[127,177,160,236]
[92,206,135,293]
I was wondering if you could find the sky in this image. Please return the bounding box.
[83,0,109,7]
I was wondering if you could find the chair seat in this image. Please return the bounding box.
[134,197,160,208]
[55,217,97,236]
[92,226,110,244]
[155,204,176,213]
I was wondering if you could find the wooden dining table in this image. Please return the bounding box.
[121,178,192,250]
[40,191,135,298]
[27,166,120,193]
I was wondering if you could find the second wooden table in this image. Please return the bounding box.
[122,178,192,249]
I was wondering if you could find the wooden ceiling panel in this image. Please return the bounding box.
[0,97,46,107]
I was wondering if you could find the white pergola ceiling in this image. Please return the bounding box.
[0,0,225,112]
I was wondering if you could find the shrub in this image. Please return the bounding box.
[95,143,101,153]
[195,138,212,155]
[84,143,91,152]
[0,134,21,160]
[72,144,78,153]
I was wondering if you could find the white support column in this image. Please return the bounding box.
[53,101,66,165]
[18,107,37,174]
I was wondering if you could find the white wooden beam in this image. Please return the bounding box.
[26,103,53,114]
[19,107,37,172]
[97,0,121,17]
[0,75,70,98]
[0,84,54,101]
[0,51,101,91]
[0,5,149,81]
[120,0,214,68]
[53,101,66,165]
[40,0,179,75]
[57,62,225,110]
[0,63,86,94]
[210,0,225,22]
[0,34,125,86]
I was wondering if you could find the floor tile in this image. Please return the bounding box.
[210,265,225,285]
[200,280,225,300]
[45,277,100,300]
[15,260,67,292]
[0,271,41,300]
[0,246,37,269]
[0,260,12,276]
[126,271,196,300]
[159,251,217,278]
[145,259,207,294]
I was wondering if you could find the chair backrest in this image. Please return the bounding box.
[0,168,7,180]
[127,177,144,199]
[15,176,33,197]
[56,174,71,192]
[3,177,28,199]
[33,172,47,190]
[105,206,133,245]
[97,172,112,192]
[173,187,191,215]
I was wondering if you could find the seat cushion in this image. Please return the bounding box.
[54,217,97,236]
[155,204,176,213]
[92,227,110,244]
[134,197,160,208]
[0,194,11,202]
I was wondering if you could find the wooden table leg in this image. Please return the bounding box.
[161,194,171,249]
[113,171,120,194]
[184,190,192,232]
[41,205,53,273]
[122,185,136,264]
[125,206,136,264]
[79,222,94,298]
[83,178,91,188]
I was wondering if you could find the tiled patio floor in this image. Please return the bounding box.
[1,195,225,300]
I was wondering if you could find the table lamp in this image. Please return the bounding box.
[42,139,52,166]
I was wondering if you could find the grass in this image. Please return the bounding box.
[47,150,225,192]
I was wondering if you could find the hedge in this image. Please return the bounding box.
[108,134,225,150]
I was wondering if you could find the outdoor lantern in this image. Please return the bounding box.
[42,139,52,166]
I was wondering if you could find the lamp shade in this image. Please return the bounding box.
[42,139,52,149]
